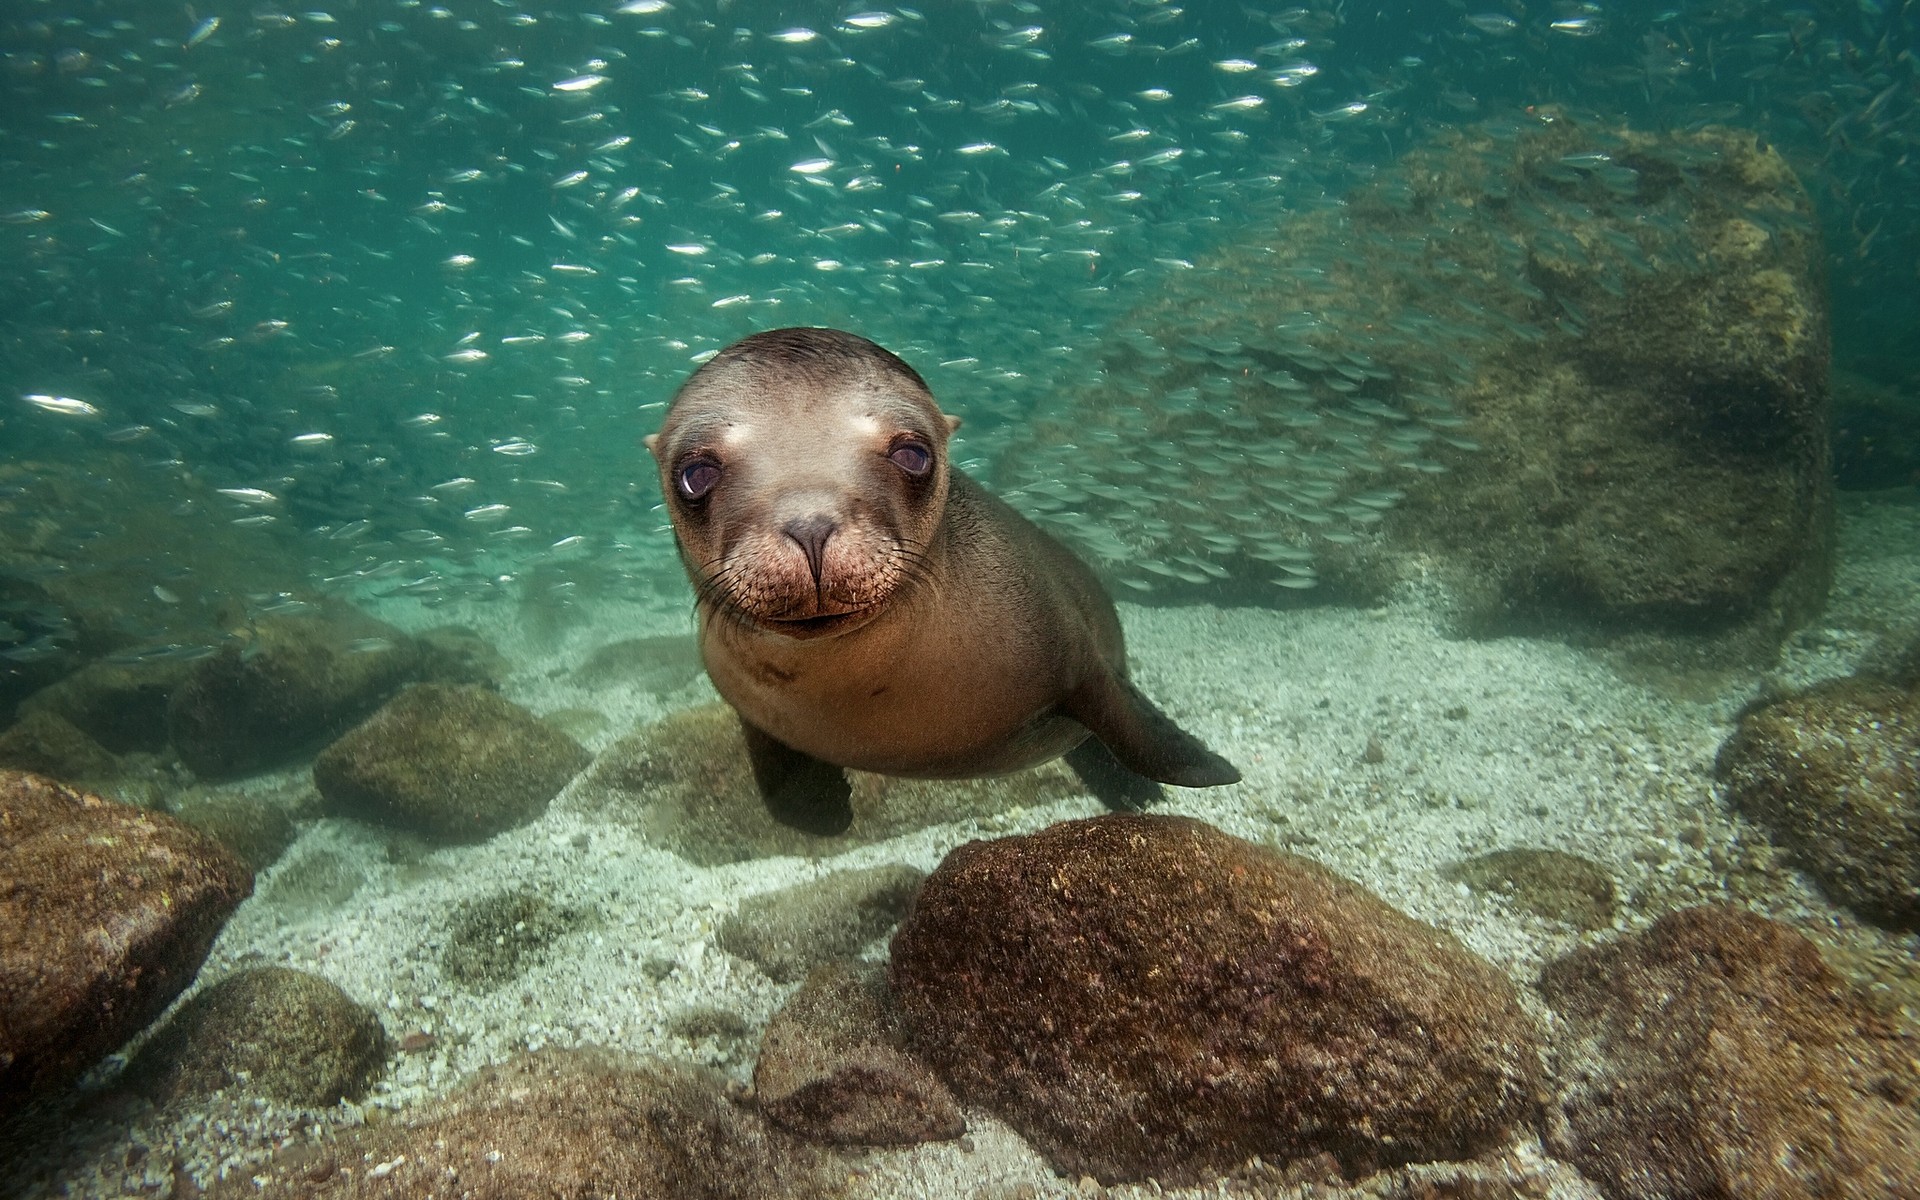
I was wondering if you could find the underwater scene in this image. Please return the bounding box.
[2,0,1918,1195]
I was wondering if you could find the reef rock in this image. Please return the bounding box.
[573,703,1085,864]
[754,961,963,1146]
[314,683,589,843]
[889,813,1543,1186]
[0,770,251,1120]
[1539,905,1920,1200]
[167,605,429,779]
[1718,675,1919,929]
[718,864,924,984]
[207,1047,836,1199]
[126,966,387,1107]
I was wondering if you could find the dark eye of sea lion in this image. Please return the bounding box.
[677,457,721,502]
[888,438,932,477]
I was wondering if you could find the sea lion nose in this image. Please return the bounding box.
[783,514,836,584]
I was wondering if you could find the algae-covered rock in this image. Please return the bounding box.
[205,1048,837,1199]
[0,707,119,783]
[890,814,1543,1186]
[168,790,299,872]
[718,864,924,984]
[574,703,1085,864]
[125,967,387,1107]
[1539,905,1920,1200]
[440,887,591,988]
[167,605,429,779]
[1717,675,1919,929]
[755,961,964,1146]
[0,770,251,1121]
[314,683,589,844]
[19,656,193,754]
[1444,848,1618,930]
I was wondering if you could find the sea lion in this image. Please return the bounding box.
[645,327,1241,835]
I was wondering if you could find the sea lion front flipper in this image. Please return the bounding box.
[1065,673,1243,789]
[739,721,854,836]
[1065,736,1165,811]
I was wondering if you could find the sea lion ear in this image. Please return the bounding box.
[643,432,660,457]
[942,413,962,437]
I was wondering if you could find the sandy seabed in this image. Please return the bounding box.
[14,489,1920,1200]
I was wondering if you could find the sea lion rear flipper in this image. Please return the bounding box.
[739,721,854,836]
[1065,737,1165,811]
[1065,673,1242,789]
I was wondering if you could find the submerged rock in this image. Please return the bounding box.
[440,888,592,988]
[206,1047,837,1199]
[569,633,705,692]
[574,703,1085,864]
[1444,847,1618,930]
[717,864,924,984]
[314,683,589,844]
[1717,675,1919,929]
[1539,905,1920,1200]
[167,606,428,779]
[0,707,119,783]
[125,967,387,1107]
[889,814,1543,1186]
[0,770,251,1121]
[754,961,964,1146]
[19,656,194,755]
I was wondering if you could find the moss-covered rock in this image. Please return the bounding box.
[1539,905,1920,1200]
[890,814,1544,1186]
[314,684,589,844]
[0,708,119,783]
[166,605,431,779]
[1444,848,1618,930]
[19,656,194,754]
[755,961,964,1146]
[573,703,1086,864]
[168,790,300,873]
[1718,675,1919,929]
[0,771,251,1121]
[439,888,591,989]
[204,1048,838,1199]
[718,865,924,984]
[125,967,387,1107]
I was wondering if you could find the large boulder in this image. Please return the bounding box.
[205,1047,837,1199]
[889,814,1543,1185]
[20,656,195,755]
[167,606,429,779]
[314,684,589,844]
[1539,905,1920,1200]
[125,967,387,1107]
[717,864,924,984]
[1717,675,1919,929]
[0,770,251,1120]
[997,122,1830,663]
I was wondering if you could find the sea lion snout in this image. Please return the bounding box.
[782,514,836,585]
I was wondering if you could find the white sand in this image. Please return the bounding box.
[16,490,1919,1200]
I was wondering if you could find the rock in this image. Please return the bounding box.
[314,684,589,844]
[570,634,705,692]
[755,961,964,1146]
[167,781,309,872]
[718,864,924,984]
[1443,848,1618,930]
[167,606,430,779]
[261,846,364,916]
[0,708,119,783]
[574,703,1085,864]
[1717,676,1919,929]
[0,770,251,1120]
[889,814,1543,1186]
[440,888,592,988]
[1538,905,1920,1200]
[414,624,508,687]
[205,1047,837,1199]
[19,656,193,754]
[124,967,387,1106]
[1833,370,1920,490]
[993,123,1831,666]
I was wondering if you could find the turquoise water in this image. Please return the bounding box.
[2,0,1913,666]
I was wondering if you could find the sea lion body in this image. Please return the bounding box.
[647,327,1240,834]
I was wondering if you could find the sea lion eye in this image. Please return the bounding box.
[888,439,932,476]
[676,458,721,501]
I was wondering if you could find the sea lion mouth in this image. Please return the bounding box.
[760,606,878,638]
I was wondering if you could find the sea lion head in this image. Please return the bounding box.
[647,327,962,641]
